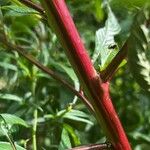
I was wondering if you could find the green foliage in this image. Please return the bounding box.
[58,128,71,150]
[0,114,29,128]
[93,5,121,71]
[0,94,23,102]
[111,0,149,11]
[128,12,150,93]
[0,0,150,149]
[0,114,28,150]
[1,5,39,17]
[0,142,26,150]
[62,109,93,125]
[94,0,104,22]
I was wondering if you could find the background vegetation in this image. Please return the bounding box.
[0,0,150,149]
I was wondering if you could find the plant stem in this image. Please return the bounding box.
[40,0,131,149]
[100,42,128,82]
[19,0,44,15]
[6,135,17,150]
[31,66,38,150]
[33,109,38,150]
[69,143,111,150]
[0,37,94,113]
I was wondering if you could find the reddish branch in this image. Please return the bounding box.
[100,43,128,82]
[19,0,44,15]
[69,143,111,150]
[40,0,131,149]
[0,36,94,113]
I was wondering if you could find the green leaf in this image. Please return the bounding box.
[63,110,93,125]
[65,109,90,118]
[2,5,39,17]
[0,0,9,6]
[0,62,17,71]
[56,63,79,104]
[94,0,104,22]
[128,15,150,93]
[0,142,26,150]
[36,73,51,79]
[0,93,23,102]
[0,114,29,128]
[135,144,150,150]
[58,128,71,150]
[57,63,78,83]
[111,0,149,11]
[131,132,150,143]
[93,5,121,71]
[64,124,81,146]
[11,0,24,6]
[17,60,31,77]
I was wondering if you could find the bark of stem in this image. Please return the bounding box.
[20,0,44,14]
[40,0,131,149]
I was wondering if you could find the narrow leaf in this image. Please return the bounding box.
[64,124,81,146]
[0,142,26,150]
[0,93,23,102]
[0,114,29,128]
[2,5,39,17]
[63,110,93,125]
[58,128,71,150]
[0,62,17,71]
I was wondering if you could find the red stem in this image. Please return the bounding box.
[40,0,131,149]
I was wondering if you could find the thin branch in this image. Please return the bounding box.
[0,37,94,113]
[19,0,44,15]
[100,42,128,82]
[69,143,112,150]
